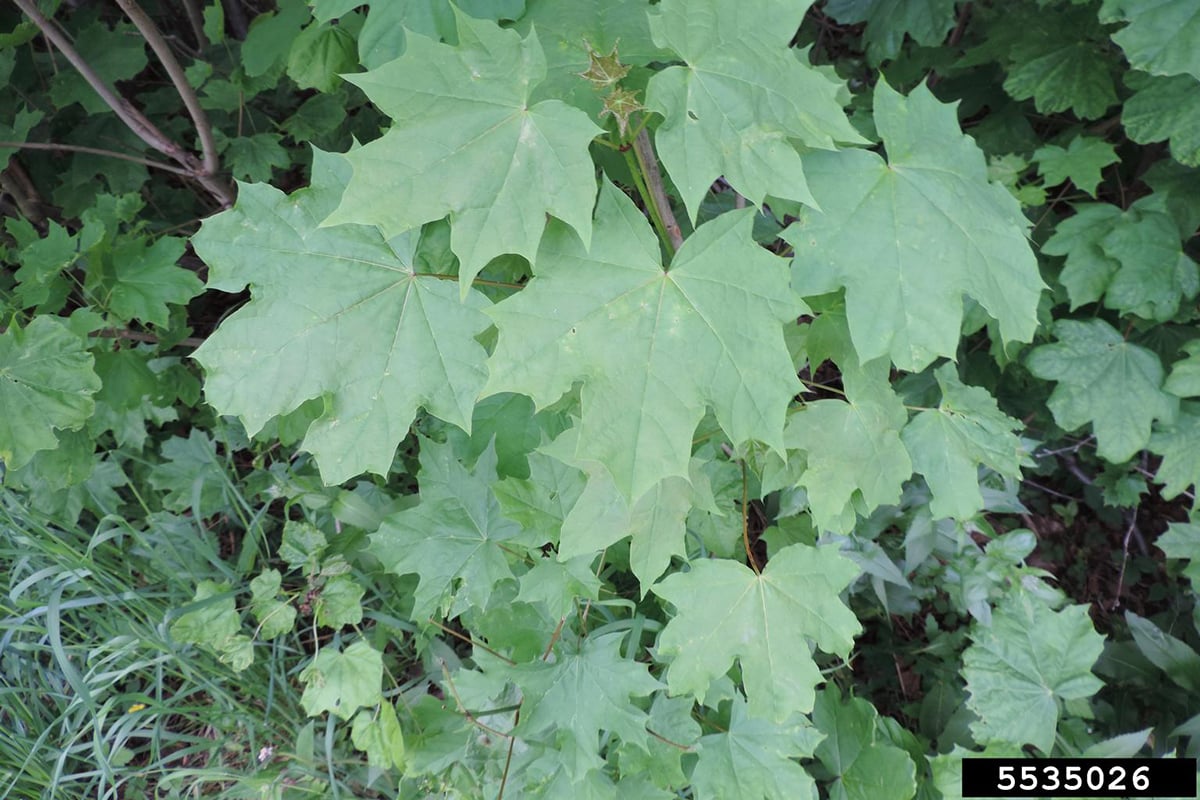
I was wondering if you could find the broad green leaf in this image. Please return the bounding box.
[315,574,365,628]
[644,0,865,221]
[249,569,298,639]
[1165,340,1200,397]
[786,369,911,533]
[515,556,601,620]
[357,0,526,69]
[963,593,1104,753]
[309,0,363,23]
[1125,610,1200,692]
[1123,73,1200,167]
[0,317,100,472]
[1026,319,1176,463]
[287,22,357,93]
[370,439,521,621]
[148,431,229,517]
[279,519,328,571]
[1100,0,1200,80]
[104,235,202,328]
[1044,203,1123,308]
[1149,409,1200,500]
[689,695,823,800]
[170,580,240,650]
[327,12,601,290]
[215,131,291,182]
[812,687,917,800]
[351,702,406,770]
[509,632,662,776]
[823,0,959,63]
[1002,9,1119,120]
[785,80,1043,371]
[515,0,668,112]
[494,450,588,544]
[1098,205,1199,321]
[11,220,78,310]
[299,640,383,720]
[48,22,148,114]
[1032,136,1120,197]
[653,543,861,721]
[1156,522,1200,590]
[486,179,802,503]
[241,0,310,77]
[616,694,701,789]
[192,151,491,485]
[901,364,1025,521]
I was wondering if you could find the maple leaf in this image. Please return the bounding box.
[1123,72,1200,167]
[784,79,1044,372]
[191,150,492,485]
[1026,319,1177,462]
[103,235,202,327]
[0,317,100,472]
[652,543,861,721]
[689,694,823,800]
[1033,135,1120,198]
[963,592,1104,753]
[370,438,521,621]
[812,686,917,800]
[1149,408,1200,500]
[786,368,912,533]
[357,0,526,70]
[823,0,959,63]
[508,631,662,776]
[1165,340,1200,397]
[1100,0,1200,80]
[299,640,384,720]
[644,0,866,221]
[325,11,601,291]
[485,179,802,503]
[901,364,1026,521]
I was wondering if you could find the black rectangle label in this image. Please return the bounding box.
[961,757,1197,798]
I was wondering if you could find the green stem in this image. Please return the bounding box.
[623,145,675,257]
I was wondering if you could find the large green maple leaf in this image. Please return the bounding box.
[644,0,865,221]
[652,543,861,721]
[689,696,823,800]
[192,151,491,485]
[325,11,601,290]
[1123,73,1200,167]
[784,80,1043,372]
[1026,319,1176,463]
[485,179,802,503]
[901,364,1025,521]
[370,439,521,621]
[823,0,959,63]
[963,592,1104,754]
[508,631,663,776]
[786,368,912,534]
[0,317,101,472]
[1149,408,1200,500]
[1100,0,1200,80]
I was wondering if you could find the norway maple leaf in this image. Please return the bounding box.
[192,150,491,485]
[784,79,1043,372]
[652,543,861,721]
[325,10,601,291]
[1100,0,1200,81]
[645,0,866,221]
[485,179,802,503]
[370,438,521,622]
[1026,319,1176,463]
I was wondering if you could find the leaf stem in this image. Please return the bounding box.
[632,129,683,253]
[622,144,673,255]
[741,460,761,574]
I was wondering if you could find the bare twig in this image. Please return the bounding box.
[0,140,193,176]
[632,129,683,252]
[181,0,209,50]
[221,0,249,40]
[116,0,220,178]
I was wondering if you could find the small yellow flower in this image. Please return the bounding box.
[127,703,147,713]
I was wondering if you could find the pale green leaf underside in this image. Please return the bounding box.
[786,80,1043,372]
[963,593,1105,753]
[485,179,801,503]
[192,153,491,485]
[1027,319,1176,463]
[327,13,601,290]
[653,543,861,721]
[0,317,100,472]
[645,0,865,222]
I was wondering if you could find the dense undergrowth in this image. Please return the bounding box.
[3,1,1200,798]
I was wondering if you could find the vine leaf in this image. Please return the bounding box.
[507,631,663,776]
[689,694,823,800]
[652,543,861,722]
[0,317,100,472]
[1100,0,1200,81]
[645,0,866,222]
[785,79,1043,372]
[962,592,1105,754]
[786,367,911,533]
[370,438,521,622]
[901,364,1025,521]
[1026,319,1176,463]
[325,10,601,291]
[485,178,802,503]
[191,150,492,485]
